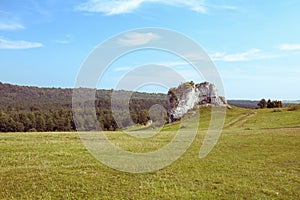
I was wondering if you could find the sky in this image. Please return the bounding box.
[0,0,299,100]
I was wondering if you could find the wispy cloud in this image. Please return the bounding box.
[211,49,261,62]
[119,32,160,46]
[76,0,206,15]
[0,22,25,31]
[279,43,300,51]
[0,38,43,49]
[210,49,284,62]
[0,11,25,31]
[54,34,72,44]
[209,4,238,11]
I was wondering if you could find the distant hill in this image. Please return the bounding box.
[227,100,259,109]
[282,100,300,105]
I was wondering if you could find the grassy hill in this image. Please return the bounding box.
[1,106,299,199]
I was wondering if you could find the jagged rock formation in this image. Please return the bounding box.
[168,81,227,122]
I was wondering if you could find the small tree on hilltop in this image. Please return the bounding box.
[257,98,267,109]
[265,99,283,108]
[267,99,275,108]
[273,100,283,108]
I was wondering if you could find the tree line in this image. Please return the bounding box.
[0,82,168,132]
[257,98,283,109]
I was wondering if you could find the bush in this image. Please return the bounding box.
[287,105,300,111]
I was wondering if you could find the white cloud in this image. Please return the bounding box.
[119,32,160,46]
[211,49,260,62]
[0,22,25,31]
[210,49,284,62]
[76,0,206,15]
[0,38,43,49]
[279,44,300,51]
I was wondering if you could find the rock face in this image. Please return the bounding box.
[168,81,227,122]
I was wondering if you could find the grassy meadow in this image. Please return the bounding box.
[1,106,300,199]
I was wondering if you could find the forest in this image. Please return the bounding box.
[0,82,167,132]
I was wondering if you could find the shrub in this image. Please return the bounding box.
[287,105,300,111]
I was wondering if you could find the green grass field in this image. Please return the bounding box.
[1,107,300,199]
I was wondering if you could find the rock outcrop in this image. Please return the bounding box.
[168,81,227,122]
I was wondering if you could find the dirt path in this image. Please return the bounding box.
[225,111,257,129]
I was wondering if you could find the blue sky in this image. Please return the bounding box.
[0,0,299,100]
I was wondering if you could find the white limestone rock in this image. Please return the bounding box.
[168,81,227,122]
